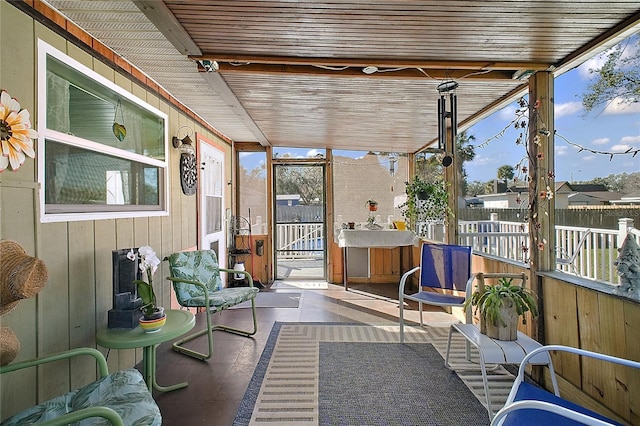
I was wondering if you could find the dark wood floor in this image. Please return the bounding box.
[148,282,450,425]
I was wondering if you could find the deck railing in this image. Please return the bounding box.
[459,218,636,286]
[275,222,324,259]
[271,218,637,285]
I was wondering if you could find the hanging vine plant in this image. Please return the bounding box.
[399,175,450,236]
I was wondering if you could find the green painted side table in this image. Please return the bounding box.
[96,309,195,392]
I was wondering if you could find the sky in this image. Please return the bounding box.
[465,37,640,184]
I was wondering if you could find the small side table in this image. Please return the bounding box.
[96,309,195,392]
[444,323,550,419]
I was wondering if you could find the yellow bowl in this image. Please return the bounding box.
[139,315,166,332]
[393,221,407,231]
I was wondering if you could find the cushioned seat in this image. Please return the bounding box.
[167,250,258,361]
[491,345,640,426]
[0,348,161,426]
[497,382,622,426]
[179,286,258,310]
[2,368,160,426]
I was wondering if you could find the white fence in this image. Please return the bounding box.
[275,223,324,259]
[270,218,639,285]
[457,218,638,286]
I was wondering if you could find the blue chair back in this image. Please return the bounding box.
[167,250,223,306]
[419,244,471,292]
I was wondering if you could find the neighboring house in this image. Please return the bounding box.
[479,181,619,208]
[464,197,485,208]
[276,194,301,206]
[478,184,529,208]
[567,192,622,206]
[565,183,620,206]
[610,195,640,206]
[478,192,525,208]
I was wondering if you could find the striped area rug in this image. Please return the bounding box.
[234,323,515,425]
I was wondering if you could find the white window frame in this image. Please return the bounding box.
[37,40,169,223]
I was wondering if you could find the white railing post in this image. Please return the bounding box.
[618,218,634,247]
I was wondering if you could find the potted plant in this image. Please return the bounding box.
[366,199,378,211]
[399,176,450,236]
[464,275,538,341]
[128,246,165,331]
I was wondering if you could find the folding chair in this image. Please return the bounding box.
[556,229,591,275]
[399,243,472,342]
[166,250,258,361]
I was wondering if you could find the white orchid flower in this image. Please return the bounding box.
[137,245,160,275]
[126,248,136,261]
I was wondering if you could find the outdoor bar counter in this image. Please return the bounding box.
[337,229,419,289]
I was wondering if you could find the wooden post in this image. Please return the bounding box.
[528,72,555,345]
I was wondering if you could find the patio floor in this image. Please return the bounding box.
[150,281,513,425]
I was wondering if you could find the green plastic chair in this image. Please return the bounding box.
[166,249,259,361]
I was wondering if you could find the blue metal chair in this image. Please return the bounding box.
[399,243,472,342]
[491,345,640,425]
[166,250,258,361]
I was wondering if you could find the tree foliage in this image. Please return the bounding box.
[457,131,476,196]
[416,131,476,195]
[581,172,640,195]
[497,165,515,186]
[467,180,489,196]
[275,165,324,205]
[583,34,640,112]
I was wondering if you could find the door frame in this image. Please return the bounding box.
[197,134,227,273]
[272,160,327,280]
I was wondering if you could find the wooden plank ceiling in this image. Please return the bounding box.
[46,0,640,153]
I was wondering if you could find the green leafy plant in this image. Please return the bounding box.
[464,277,538,327]
[399,175,450,235]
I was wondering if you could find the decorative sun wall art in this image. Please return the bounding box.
[0,90,38,172]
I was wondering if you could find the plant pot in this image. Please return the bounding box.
[143,306,164,320]
[139,313,166,333]
[480,298,519,341]
[368,204,378,211]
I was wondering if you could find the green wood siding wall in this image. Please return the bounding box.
[0,2,230,419]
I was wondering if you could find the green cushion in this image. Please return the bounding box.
[1,368,161,425]
[167,250,258,311]
[181,287,259,310]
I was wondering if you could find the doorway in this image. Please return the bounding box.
[273,163,326,280]
[198,140,226,273]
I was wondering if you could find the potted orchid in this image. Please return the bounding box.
[128,246,164,323]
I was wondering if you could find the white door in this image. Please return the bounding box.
[199,141,226,272]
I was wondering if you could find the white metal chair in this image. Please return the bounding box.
[491,345,640,426]
[556,229,591,275]
[399,243,472,342]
